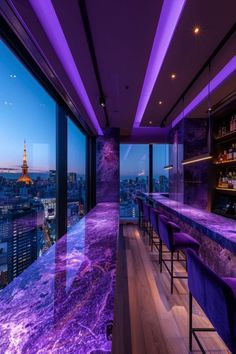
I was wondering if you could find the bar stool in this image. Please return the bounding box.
[149,207,161,253]
[143,202,152,243]
[158,214,200,294]
[136,197,144,229]
[186,249,236,353]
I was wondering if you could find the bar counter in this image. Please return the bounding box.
[0,202,119,354]
[144,193,236,276]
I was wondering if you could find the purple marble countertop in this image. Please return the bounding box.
[0,203,119,354]
[144,193,236,253]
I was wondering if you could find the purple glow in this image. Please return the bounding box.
[172,55,236,128]
[29,0,103,135]
[133,0,186,128]
[0,203,119,352]
[145,193,236,253]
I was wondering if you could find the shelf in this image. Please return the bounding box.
[215,187,236,193]
[214,159,236,166]
[214,130,236,143]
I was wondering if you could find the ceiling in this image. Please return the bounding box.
[1,0,236,138]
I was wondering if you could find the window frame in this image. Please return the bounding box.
[0,15,92,242]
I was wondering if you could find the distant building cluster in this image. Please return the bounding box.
[0,143,86,289]
[120,175,169,218]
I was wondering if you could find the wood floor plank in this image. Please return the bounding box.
[121,223,231,354]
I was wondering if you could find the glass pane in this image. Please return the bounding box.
[120,144,149,218]
[67,118,86,230]
[0,40,56,289]
[153,144,169,193]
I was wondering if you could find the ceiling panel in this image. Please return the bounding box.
[2,0,236,137]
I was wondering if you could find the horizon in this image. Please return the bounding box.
[0,40,86,174]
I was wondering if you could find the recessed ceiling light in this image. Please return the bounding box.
[171,73,176,79]
[99,96,106,108]
[149,120,152,125]
[158,100,163,105]
[193,26,200,35]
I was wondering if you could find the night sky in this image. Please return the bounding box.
[0,40,86,175]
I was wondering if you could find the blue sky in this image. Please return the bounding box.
[0,40,86,174]
[120,144,168,177]
[0,39,167,177]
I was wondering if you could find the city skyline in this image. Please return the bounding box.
[0,39,86,175]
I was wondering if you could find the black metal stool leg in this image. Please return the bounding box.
[160,239,163,273]
[171,251,174,294]
[189,292,193,352]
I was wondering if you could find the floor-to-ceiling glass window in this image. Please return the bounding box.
[67,118,87,230]
[0,40,56,289]
[153,144,169,193]
[120,144,149,218]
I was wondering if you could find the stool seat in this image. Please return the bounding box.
[150,208,160,234]
[143,203,152,243]
[173,232,200,252]
[187,249,236,353]
[150,208,161,252]
[158,214,200,293]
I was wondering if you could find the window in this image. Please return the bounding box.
[0,40,56,289]
[67,118,87,230]
[153,144,169,193]
[120,144,149,218]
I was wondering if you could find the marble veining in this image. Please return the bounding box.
[0,203,119,354]
[145,193,236,253]
[96,128,120,203]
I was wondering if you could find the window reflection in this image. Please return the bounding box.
[153,144,169,193]
[67,119,87,230]
[0,40,56,289]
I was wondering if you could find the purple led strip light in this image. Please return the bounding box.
[133,0,186,128]
[172,55,236,128]
[29,0,103,135]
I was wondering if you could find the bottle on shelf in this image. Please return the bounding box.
[217,152,223,163]
[216,113,236,138]
[228,171,233,189]
[218,171,223,187]
[221,170,228,188]
[232,115,236,131]
[217,144,236,163]
[233,143,236,160]
[223,150,227,162]
[227,146,233,160]
[232,172,236,189]
[230,116,234,132]
[221,123,227,136]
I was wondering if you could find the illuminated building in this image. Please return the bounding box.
[17,141,33,185]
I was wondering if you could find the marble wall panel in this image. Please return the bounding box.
[96,128,120,203]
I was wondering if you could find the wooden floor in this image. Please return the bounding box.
[112,222,231,354]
